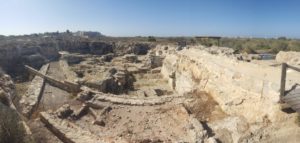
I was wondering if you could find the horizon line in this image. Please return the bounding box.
[0,30,298,39]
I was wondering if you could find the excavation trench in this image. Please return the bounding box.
[13,50,227,142]
[30,62,75,118]
[16,61,78,143]
[4,40,300,142]
[12,44,266,143]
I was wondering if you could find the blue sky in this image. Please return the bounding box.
[0,0,300,37]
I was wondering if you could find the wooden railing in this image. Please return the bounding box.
[280,63,300,100]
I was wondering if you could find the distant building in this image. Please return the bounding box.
[73,31,102,38]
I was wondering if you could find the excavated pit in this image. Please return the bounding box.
[4,41,300,143]
[10,46,226,143]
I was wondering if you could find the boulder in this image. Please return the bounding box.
[208,116,249,143]
[276,51,300,66]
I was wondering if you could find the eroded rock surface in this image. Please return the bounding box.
[0,70,33,143]
[161,46,300,142]
[276,51,300,67]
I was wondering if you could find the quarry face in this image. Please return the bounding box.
[1,35,300,143]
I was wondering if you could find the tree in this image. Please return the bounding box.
[278,37,287,40]
[270,42,288,53]
[66,29,71,34]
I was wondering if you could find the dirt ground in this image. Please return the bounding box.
[38,90,225,142]
[74,104,200,142]
[15,57,230,143]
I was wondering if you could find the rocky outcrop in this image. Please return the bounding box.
[0,69,16,108]
[0,37,115,78]
[0,70,32,143]
[276,51,300,67]
[89,41,113,55]
[0,45,58,79]
[58,40,114,55]
[161,47,292,124]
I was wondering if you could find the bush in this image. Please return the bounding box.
[148,36,156,42]
[242,47,257,54]
[219,38,300,54]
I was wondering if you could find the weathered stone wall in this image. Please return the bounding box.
[19,64,49,117]
[59,60,78,82]
[161,48,295,123]
[25,65,81,93]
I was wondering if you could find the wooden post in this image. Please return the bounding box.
[280,63,287,100]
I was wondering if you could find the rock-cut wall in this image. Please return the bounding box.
[161,48,294,124]
[0,70,32,143]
